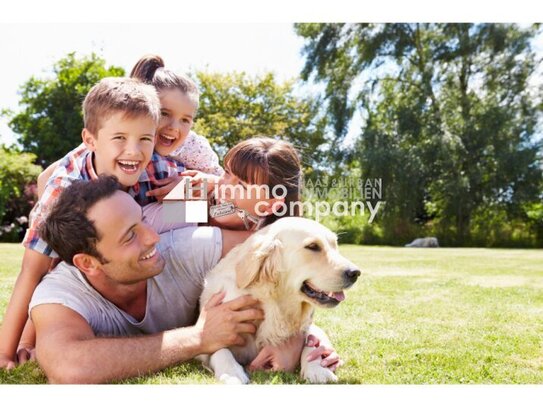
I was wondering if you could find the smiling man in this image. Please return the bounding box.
[29,176,262,383]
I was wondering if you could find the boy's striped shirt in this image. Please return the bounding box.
[23,145,185,257]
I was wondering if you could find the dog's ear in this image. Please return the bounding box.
[236,236,282,289]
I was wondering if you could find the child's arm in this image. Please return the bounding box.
[0,150,80,368]
[169,131,224,176]
[37,143,85,199]
[146,170,219,202]
[37,160,60,199]
[248,332,306,372]
[144,152,219,203]
[16,319,36,364]
[0,249,52,368]
[7,156,73,364]
[247,324,341,374]
[304,324,342,370]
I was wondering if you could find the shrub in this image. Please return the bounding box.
[0,147,41,242]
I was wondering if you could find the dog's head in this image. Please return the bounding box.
[235,217,360,308]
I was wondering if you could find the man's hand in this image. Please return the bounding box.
[0,353,16,370]
[248,332,305,372]
[305,334,343,372]
[196,292,264,355]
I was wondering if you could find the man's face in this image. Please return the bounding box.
[85,112,156,189]
[154,88,196,156]
[87,191,165,284]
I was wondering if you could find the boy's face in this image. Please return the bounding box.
[84,112,156,188]
[155,88,196,157]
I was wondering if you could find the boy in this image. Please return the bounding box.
[0,77,185,369]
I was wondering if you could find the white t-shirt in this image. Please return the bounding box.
[29,226,222,337]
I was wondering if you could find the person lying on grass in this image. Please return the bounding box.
[29,176,338,383]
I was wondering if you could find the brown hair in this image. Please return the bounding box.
[130,54,199,109]
[82,77,161,136]
[40,176,122,265]
[224,137,303,226]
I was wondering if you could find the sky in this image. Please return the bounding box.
[1,1,542,147]
[0,23,307,146]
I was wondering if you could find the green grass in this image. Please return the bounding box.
[1,243,542,384]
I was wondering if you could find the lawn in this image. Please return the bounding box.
[1,243,542,384]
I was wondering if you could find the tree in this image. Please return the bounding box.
[4,53,124,166]
[0,146,42,242]
[295,23,543,245]
[193,71,328,169]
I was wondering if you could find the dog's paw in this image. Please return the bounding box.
[216,364,250,384]
[301,361,338,384]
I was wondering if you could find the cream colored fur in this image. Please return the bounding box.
[197,217,359,384]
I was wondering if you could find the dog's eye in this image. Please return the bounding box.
[305,242,321,252]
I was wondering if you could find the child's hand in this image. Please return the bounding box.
[305,334,343,372]
[146,176,183,202]
[179,170,219,199]
[16,344,36,365]
[146,171,218,202]
[180,170,219,189]
[248,332,305,372]
[0,352,16,370]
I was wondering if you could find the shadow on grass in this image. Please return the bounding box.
[121,360,324,384]
[1,360,350,384]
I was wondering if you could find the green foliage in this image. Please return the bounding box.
[3,46,541,247]
[524,202,543,245]
[295,23,543,246]
[4,53,124,166]
[467,206,536,248]
[0,147,41,242]
[193,70,328,168]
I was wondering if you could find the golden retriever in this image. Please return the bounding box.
[197,217,361,384]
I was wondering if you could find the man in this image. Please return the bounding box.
[30,175,263,383]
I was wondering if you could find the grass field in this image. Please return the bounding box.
[1,243,542,384]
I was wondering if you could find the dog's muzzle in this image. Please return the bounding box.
[301,281,346,307]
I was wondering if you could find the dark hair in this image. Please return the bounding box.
[83,77,161,135]
[39,176,122,266]
[130,54,199,109]
[224,137,303,227]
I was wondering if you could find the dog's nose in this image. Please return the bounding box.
[343,268,361,284]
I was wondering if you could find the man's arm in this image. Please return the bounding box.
[32,293,263,383]
[33,304,202,383]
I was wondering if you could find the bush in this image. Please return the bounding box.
[0,147,41,242]
[467,206,537,248]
